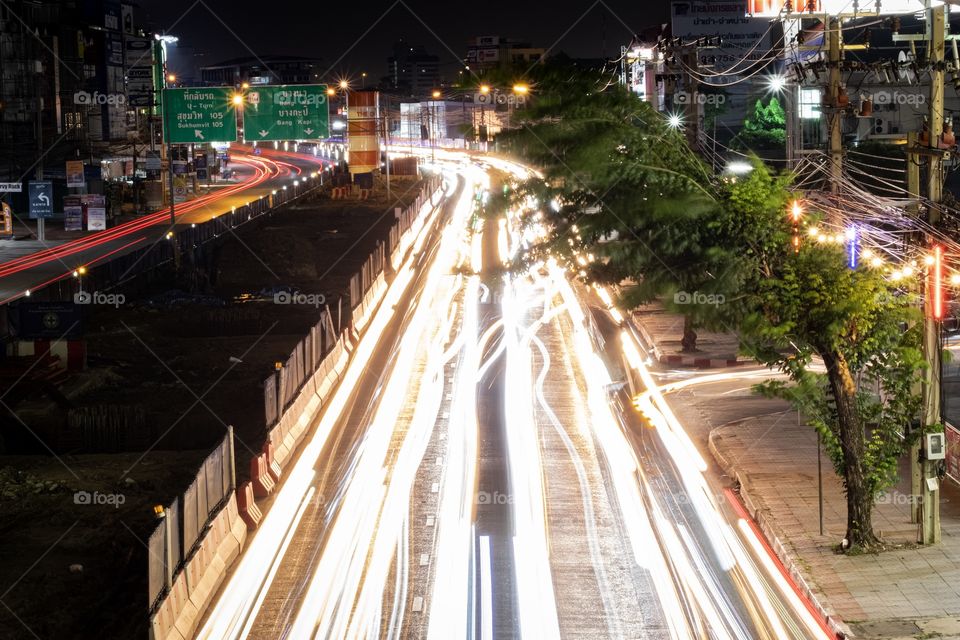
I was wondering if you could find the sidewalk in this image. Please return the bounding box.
[710,416,960,639]
[630,302,960,638]
[632,302,747,368]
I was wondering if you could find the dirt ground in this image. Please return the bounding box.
[0,175,428,639]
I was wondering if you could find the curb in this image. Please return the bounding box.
[630,314,750,370]
[708,428,853,639]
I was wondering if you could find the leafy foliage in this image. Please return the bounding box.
[500,64,928,548]
[737,96,787,149]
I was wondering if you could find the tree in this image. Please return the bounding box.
[741,242,925,550]
[501,66,930,548]
[737,96,786,150]
[500,63,729,351]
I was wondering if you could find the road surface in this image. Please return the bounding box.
[193,152,837,639]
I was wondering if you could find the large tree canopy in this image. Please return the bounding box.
[500,63,931,550]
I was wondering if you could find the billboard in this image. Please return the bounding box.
[672,1,773,74]
[747,0,944,16]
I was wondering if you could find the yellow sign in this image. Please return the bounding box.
[1,201,12,236]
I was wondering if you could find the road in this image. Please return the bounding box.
[193,152,838,639]
[0,145,330,303]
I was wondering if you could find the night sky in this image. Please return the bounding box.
[135,0,672,82]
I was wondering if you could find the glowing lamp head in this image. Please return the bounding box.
[432,90,442,99]
[667,113,683,129]
[339,79,349,89]
[767,74,787,93]
[231,94,244,106]
[480,84,491,94]
[513,84,529,94]
[166,73,176,83]
[326,87,336,96]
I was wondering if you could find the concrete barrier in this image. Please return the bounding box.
[236,481,263,531]
[250,454,276,498]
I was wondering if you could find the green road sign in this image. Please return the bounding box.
[243,85,330,142]
[163,87,238,144]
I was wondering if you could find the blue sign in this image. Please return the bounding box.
[28,181,53,219]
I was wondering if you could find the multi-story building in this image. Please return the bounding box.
[387,40,440,98]
[199,55,324,87]
[465,36,545,71]
[0,0,145,184]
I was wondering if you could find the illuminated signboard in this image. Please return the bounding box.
[747,0,945,16]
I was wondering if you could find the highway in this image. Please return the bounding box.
[191,151,838,639]
[0,145,331,304]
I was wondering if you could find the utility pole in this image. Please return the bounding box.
[827,17,844,194]
[680,45,700,151]
[920,3,946,546]
[906,130,924,524]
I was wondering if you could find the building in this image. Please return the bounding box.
[0,0,145,184]
[387,40,440,98]
[199,55,324,87]
[465,36,545,71]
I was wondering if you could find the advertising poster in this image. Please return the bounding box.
[64,196,83,231]
[66,161,85,188]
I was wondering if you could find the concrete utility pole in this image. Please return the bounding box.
[827,17,844,194]
[920,3,946,546]
[906,130,924,524]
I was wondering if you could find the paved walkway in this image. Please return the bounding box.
[630,301,960,638]
[631,302,745,368]
[712,413,960,639]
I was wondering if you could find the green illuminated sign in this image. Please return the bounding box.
[163,87,238,144]
[242,85,330,142]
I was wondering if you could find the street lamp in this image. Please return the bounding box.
[231,94,244,106]
[512,84,529,95]
[432,89,442,99]
[767,74,787,93]
[166,73,177,84]
[326,87,336,97]
[479,84,490,94]
[339,79,349,90]
[667,113,683,129]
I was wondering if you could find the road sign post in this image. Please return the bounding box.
[243,85,330,142]
[162,87,239,144]
[28,180,53,242]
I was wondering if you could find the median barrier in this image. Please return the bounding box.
[250,454,276,498]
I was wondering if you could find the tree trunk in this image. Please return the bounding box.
[681,315,698,353]
[821,348,879,550]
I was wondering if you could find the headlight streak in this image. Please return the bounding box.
[427,275,480,640]
[529,330,622,639]
[545,264,690,640]
[198,169,461,640]
[608,299,833,640]
[287,170,479,639]
[501,273,563,639]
